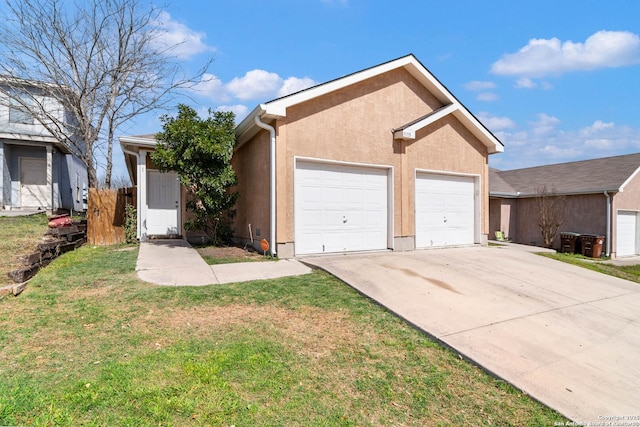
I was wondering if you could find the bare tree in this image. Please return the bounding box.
[0,0,211,188]
[535,185,565,248]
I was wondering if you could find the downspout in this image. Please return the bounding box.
[604,191,611,257]
[254,115,277,257]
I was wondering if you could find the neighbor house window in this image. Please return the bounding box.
[9,93,34,125]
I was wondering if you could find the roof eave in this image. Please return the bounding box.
[491,188,620,198]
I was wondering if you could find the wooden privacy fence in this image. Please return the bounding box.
[87,187,136,245]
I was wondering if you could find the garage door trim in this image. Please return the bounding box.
[414,169,481,247]
[294,156,394,255]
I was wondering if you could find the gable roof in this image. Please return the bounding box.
[491,153,640,197]
[235,54,504,154]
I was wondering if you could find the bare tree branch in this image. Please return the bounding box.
[535,185,566,248]
[0,0,212,187]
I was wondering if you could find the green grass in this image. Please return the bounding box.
[540,252,640,283]
[0,214,49,286]
[0,245,565,426]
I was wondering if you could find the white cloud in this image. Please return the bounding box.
[477,112,517,130]
[216,105,250,122]
[188,69,318,105]
[190,74,229,102]
[278,77,317,97]
[584,138,613,149]
[476,92,499,102]
[490,113,640,169]
[227,69,285,101]
[580,120,615,136]
[530,113,561,136]
[491,30,640,77]
[151,11,216,59]
[464,80,496,91]
[540,145,581,158]
[515,78,536,89]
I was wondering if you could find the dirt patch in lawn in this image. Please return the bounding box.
[196,244,270,264]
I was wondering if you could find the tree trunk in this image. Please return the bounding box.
[105,127,114,189]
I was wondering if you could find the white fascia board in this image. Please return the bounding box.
[0,132,58,144]
[618,166,640,192]
[452,109,504,154]
[394,104,458,140]
[119,135,157,149]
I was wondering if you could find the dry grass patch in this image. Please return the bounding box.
[133,304,357,360]
[0,214,48,286]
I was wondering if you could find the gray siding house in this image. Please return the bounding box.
[0,79,87,213]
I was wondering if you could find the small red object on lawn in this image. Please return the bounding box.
[260,239,269,254]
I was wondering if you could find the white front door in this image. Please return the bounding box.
[616,211,639,257]
[415,173,476,248]
[295,161,388,255]
[20,157,48,208]
[147,171,180,236]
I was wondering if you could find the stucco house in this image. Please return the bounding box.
[0,78,87,213]
[490,152,640,257]
[122,54,504,256]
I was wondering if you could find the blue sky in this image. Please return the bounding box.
[114,0,640,179]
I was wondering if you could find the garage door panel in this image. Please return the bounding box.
[617,211,638,257]
[20,158,48,208]
[295,162,388,255]
[416,173,475,248]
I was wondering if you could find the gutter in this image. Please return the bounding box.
[253,115,277,257]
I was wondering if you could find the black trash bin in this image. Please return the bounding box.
[560,232,581,253]
[581,235,605,258]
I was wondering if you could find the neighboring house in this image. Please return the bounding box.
[490,152,640,257]
[0,78,87,213]
[122,54,504,256]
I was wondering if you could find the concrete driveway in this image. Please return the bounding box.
[303,245,640,423]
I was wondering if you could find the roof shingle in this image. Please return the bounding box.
[490,153,640,196]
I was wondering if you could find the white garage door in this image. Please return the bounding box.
[20,157,48,208]
[295,161,388,255]
[616,211,639,257]
[415,173,476,248]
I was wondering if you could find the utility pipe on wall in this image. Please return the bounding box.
[604,191,611,257]
[254,115,277,257]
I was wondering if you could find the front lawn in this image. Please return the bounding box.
[0,245,564,426]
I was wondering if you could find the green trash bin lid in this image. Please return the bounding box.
[560,232,580,236]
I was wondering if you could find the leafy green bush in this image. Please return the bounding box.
[124,204,137,244]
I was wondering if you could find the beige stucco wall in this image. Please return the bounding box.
[231,130,271,249]
[503,194,607,251]
[271,67,488,248]
[404,116,488,238]
[489,198,517,240]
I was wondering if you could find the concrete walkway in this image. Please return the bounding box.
[0,209,43,217]
[136,239,311,286]
[303,246,640,423]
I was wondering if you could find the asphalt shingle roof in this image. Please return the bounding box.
[490,153,640,196]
